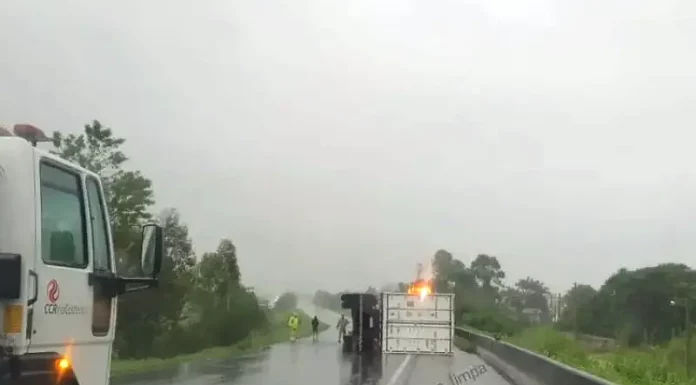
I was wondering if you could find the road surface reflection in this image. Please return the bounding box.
[115,302,513,385]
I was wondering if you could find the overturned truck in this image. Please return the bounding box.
[340,289,455,355]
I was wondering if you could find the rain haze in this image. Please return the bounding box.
[1,0,695,296]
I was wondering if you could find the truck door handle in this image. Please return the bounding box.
[27,270,38,306]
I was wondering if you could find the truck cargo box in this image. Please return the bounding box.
[380,292,454,355]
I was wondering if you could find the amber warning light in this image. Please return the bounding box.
[57,358,70,370]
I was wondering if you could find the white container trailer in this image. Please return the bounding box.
[380,292,455,355]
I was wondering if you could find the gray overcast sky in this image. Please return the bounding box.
[2,0,695,295]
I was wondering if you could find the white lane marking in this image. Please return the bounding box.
[385,355,413,385]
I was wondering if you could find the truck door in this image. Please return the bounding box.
[29,158,116,385]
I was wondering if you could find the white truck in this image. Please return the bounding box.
[340,283,455,355]
[0,125,164,385]
[381,292,454,355]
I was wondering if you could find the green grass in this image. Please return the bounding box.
[502,327,696,385]
[110,310,328,379]
[456,324,696,384]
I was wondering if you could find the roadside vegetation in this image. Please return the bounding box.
[504,327,696,385]
[315,249,696,385]
[48,121,317,375]
[51,122,696,385]
[111,310,328,378]
[424,250,696,385]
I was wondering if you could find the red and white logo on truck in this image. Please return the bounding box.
[44,279,85,315]
[47,279,60,303]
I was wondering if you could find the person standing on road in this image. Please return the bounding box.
[288,312,300,342]
[336,314,349,343]
[311,316,320,341]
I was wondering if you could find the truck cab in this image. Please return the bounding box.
[0,130,164,385]
[340,293,382,354]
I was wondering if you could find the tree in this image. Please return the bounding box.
[186,238,265,348]
[275,292,298,311]
[217,239,241,286]
[581,264,696,346]
[114,209,199,357]
[432,249,454,277]
[558,284,596,332]
[51,121,126,175]
[161,208,197,276]
[514,277,550,318]
[449,261,477,290]
[470,254,506,290]
[154,209,197,322]
[430,250,519,333]
[431,250,477,293]
[432,249,455,292]
[51,121,163,357]
[50,120,267,359]
[51,120,154,272]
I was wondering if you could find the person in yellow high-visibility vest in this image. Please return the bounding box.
[288,312,300,342]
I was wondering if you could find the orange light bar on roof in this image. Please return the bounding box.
[13,124,51,145]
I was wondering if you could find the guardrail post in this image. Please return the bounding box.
[686,298,691,377]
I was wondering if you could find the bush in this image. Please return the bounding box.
[459,307,525,336]
[511,327,589,363]
[274,292,298,311]
[120,286,269,359]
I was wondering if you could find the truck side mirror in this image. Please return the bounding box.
[140,224,163,277]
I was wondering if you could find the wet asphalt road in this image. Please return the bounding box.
[125,302,513,385]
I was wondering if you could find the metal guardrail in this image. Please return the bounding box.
[454,326,617,385]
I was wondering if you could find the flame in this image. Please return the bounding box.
[419,287,429,301]
[407,280,432,300]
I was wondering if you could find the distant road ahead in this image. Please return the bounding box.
[127,301,514,385]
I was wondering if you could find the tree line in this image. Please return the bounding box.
[431,250,696,347]
[50,121,268,359]
[313,290,342,312]
[559,263,695,346]
[430,250,547,334]
[312,251,543,334]
[314,249,696,348]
